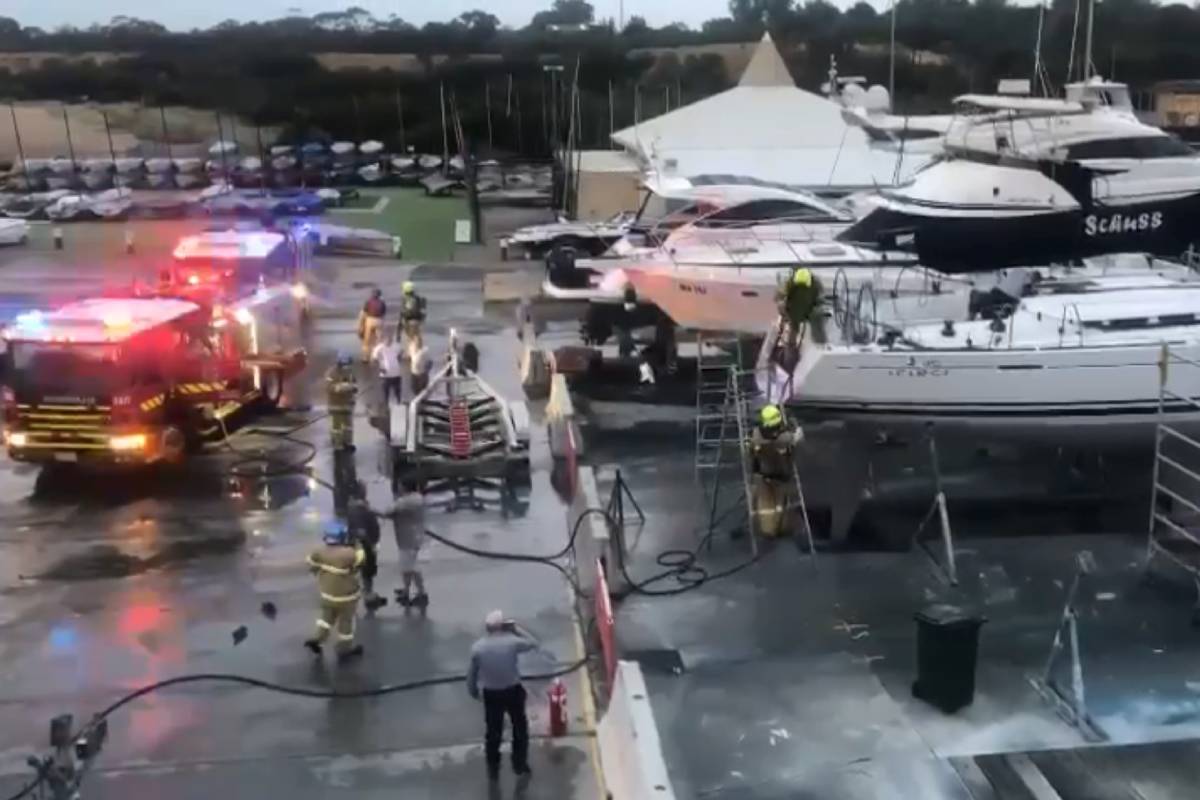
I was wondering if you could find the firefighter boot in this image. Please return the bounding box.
[412,592,429,609]
[364,593,388,614]
[304,639,323,656]
[394,588,411,607]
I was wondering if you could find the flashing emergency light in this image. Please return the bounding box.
[234,308,254,326]
[187,274,200,286]
[291,283,308,300]
[109,433,147,452]
[7,431,27,448]
[14,310,46,332]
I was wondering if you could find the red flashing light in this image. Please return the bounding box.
[187,274,200,286]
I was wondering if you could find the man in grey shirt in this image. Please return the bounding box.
[467,609,539,780]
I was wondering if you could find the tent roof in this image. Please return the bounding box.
[610,33,924,190]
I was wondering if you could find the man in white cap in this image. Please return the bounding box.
[467,610,539,780]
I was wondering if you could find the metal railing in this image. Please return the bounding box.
[1147,343,1200,600]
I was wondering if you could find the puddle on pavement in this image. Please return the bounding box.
[37,527,248,581]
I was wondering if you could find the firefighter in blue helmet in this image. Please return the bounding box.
[304,520,366,663]
[326,352,358,450]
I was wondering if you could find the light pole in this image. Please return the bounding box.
[8,102,31,192]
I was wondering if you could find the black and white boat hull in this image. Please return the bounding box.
[841,159,1200,272]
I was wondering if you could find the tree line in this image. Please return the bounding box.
[0,0,1195,155]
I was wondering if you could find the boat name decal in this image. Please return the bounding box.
[678,283,708,295]
[888,357,948,378]
[1083,211,1163,236]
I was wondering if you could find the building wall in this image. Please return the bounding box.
[1156,91,1200,128]
[576,170,642,221]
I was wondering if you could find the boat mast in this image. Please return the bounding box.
[1083,0,1096,80]
[889,0,896,110]
[1032,2,1046,97]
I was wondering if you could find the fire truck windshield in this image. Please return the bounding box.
[8,342,130,399]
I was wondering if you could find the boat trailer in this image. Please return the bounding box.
[389,333,531,510]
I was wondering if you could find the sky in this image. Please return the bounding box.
[6,0,847,33]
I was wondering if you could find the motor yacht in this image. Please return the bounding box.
[840,90,1200,271]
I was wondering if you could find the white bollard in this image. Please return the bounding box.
[391,235,402,259]
[52,227,64,250]
[124,228,135,254]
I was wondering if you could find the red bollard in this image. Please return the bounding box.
[548,678,568,737]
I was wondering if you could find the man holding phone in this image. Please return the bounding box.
[466,609,539,781]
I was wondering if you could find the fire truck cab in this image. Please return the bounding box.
[2,290,306,465]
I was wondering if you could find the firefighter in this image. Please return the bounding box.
[358,288,387,361]
[399,280,426,341]
[304,520,366,663]
[348,480,387,613]
[326,353,358,450]
[749,404,801,538]
[775,267,825,370]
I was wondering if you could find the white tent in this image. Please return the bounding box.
[612,33,924,193]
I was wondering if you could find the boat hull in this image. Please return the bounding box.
[841,160,1200,272]
[765,340,1200,445]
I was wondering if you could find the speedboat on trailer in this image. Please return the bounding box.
[504,210,640,261]
[840,91,1200,272]
[760,262,1200,443]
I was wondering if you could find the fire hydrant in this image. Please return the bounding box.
[548,678,568,737]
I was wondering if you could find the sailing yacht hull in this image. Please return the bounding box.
[764,340,1200,444]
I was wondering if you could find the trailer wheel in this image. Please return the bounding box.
[258,369,284,410]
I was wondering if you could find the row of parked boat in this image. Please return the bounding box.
[520,74,1200,444]
[5,141,465,192]
[0,184,351,222]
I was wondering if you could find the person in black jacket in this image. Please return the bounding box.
[347,480,387,613]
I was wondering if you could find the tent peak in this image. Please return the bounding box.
[739,31,793,88]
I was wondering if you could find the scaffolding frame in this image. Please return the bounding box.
[1147,343,1200,605]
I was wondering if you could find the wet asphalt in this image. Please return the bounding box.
[0,223,601,800]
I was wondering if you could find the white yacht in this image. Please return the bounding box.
[841,88,1200,271]
[617,242,941,335]
[542,184,859,303]
[760,257,1200,442]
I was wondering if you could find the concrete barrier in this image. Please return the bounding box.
[570,465,608,598]
[597,660,677,800]
[546,372,583,460]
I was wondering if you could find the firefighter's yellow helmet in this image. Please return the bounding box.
[792,268,812,287]
[403,281,415,294]
[760,404,783,428]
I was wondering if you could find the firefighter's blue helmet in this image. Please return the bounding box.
[323,520,349,545]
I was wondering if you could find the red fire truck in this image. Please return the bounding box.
[2,287,306,465]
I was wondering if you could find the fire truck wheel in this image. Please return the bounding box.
[258,370,284,410]
[161,426,187,464]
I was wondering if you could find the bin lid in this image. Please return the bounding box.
[914,604,986,628]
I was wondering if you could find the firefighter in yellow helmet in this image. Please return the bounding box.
[304,520,366,663]
[326,352,358,451]
[400,280,427,342]
[749,404,802,538]
[775,267,825,370]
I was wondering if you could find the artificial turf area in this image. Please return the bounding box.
[329,187,467,262]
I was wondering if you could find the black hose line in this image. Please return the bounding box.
[3,412,765,800]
